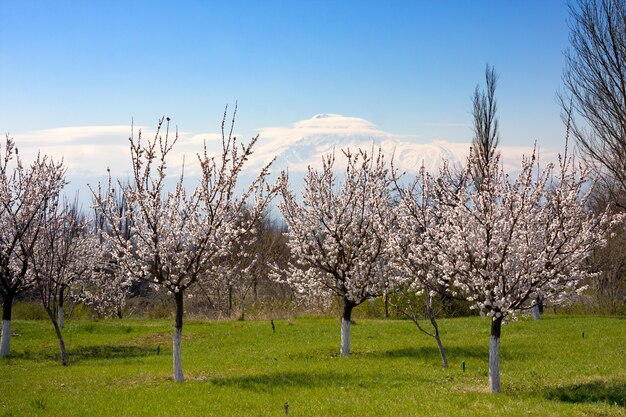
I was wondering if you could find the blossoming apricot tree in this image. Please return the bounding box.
[92,112,275,382]
[30,199,95,365]
[407,148,617,392]
[279,148,396,356]
[0,136,65,357]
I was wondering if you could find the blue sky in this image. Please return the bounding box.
[1,1,571,163]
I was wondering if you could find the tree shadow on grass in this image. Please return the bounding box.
[11,345,156,363]
[367,345,484,361]
[546,380,625,407]
[69,345,157,361]
[210,371,350,392]
[368,345,529,362]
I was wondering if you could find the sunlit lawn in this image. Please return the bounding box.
[0,313,624,416]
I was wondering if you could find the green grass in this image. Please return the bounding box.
[0,314,624,416]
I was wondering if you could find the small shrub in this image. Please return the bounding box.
[145,304,173,319]
[67,302,97,321]
[30,398,46,410]
[81,323,96,333]
[12,302,47,320]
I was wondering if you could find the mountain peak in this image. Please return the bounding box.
[249,114,473,174]
[311,113,342,119]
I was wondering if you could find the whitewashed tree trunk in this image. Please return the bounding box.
[532,296,543,320]
[173,327,183,382]
[340,317,351,357]
[340,299,354,357]
[0,320,10,357]
[489,317,502,393]
[58,306,65,329]
[531,304,541,320]
[173,291,184,382]
[1,294,13,357]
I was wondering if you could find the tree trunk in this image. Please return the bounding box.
[1,293,14,357]
[425,293,448,368]
[489,316,503,393]
[384,290,389,319]
[58,306,65,329]
[239,290,246,321]
[434,330,448,368]
[531,305,541,320]
[45,307,69,366]
[227,285,233,318]
[340,298,354,357]
[173,290,184,383]
[58,286,66,329]
[532,296,543,320]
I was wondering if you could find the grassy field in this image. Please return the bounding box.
[0,314,624,416]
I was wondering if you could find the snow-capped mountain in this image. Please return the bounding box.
[245,114,559,181]
[248,114,473,177]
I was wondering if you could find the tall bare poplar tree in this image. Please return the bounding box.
[472,65,500,183]
[562,0,626,208]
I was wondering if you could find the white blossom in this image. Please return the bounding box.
[91,112,276,381]
[0,136,66,357]
[395,145,620,392]
[278,148,398,355]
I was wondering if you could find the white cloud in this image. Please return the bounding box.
[13,125,136,145]
[185,132,223,145]
[257,113,395,144]
[6,115,562,206]
[11,125,136,177]
[9,125,227,178]
[8,116,561,177]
